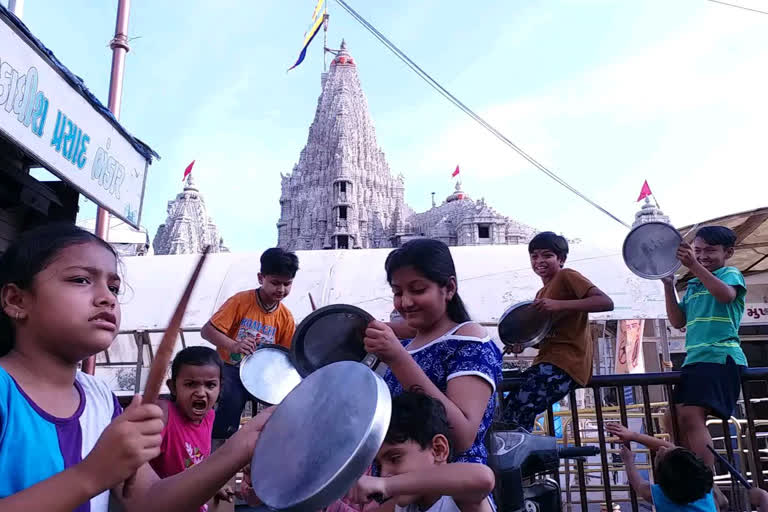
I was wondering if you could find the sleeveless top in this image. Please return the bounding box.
[383,322,503,464]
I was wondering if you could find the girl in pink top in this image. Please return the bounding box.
[150,347,230,511]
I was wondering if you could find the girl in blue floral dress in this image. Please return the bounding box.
[364,239,502,465]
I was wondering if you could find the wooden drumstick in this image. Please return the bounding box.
[142,246,211,404]
[308,292,317,311]
[123,246,210,498]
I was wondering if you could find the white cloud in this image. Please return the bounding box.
[399,4,768,249]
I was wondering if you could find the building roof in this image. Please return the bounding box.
[677,206,768,278]
[0,4,159,163]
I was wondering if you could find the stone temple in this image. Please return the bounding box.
[277,41,536,251]
[153,175,228,255]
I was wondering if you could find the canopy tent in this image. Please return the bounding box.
[117,244,667,332]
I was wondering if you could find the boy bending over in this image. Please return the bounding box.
[607,423,716,512]
[348,391,495,512]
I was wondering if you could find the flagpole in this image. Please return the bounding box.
[323,4,329,72]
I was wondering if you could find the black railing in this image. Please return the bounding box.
[497,368,768,512]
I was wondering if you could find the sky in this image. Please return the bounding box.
[9,0,768,252]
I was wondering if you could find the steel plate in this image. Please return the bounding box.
[250,361,391,512]
[622,221,682,279]
[239,345,302,405]
[291,304,374,377]
[498,300,553,349]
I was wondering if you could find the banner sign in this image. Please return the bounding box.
[0,13,149,227]
[615,319,645,374]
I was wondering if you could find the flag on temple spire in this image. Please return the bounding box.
[636,180,652,202]
[452,165,460,178]
[182,160,195,182]
[288,0,326,71]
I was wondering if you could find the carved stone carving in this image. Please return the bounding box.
[277,40,538,249]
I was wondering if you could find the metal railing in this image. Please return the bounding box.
[497,368,768,512]
[98,329,768,511]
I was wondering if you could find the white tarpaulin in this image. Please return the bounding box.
[117,244,667,332]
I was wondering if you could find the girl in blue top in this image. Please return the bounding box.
[0,223,271,512]
[364,239,502,464]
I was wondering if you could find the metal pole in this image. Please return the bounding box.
[94,0,131,243]
[657,319,671,372]
[85,0,131,376]
[8,0,24,18]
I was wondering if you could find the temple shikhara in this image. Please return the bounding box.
[152,174,228,255]
[277,41,536,251]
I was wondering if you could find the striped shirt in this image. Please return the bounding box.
[678,266,747,366]
[0,367,122,511]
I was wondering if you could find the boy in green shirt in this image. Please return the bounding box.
[662,226,747,509]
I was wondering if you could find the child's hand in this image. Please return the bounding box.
[364,320,408,366]
[234,336,258,356]
[214,486,235,504]
[676,242,697,268]
[347,475,388,505]
[81,395,164,491]
[532,298,564,313]
[661,275,675,285]
[236,465,263,506]
[228,406,276,465]
[749,488,768,508]
[606,423,635,443]
[619,444,634,465]
[504,343,525,355]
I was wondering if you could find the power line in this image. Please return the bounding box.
[333,0,631,229]
[705,0,768,16]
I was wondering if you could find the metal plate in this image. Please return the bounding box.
[291,304,375,377]
[251,361,391,512]
[239,346,302,405]
[498,301,553,348]
[622,221,682,279]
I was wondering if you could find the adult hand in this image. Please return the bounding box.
[661,275,675,286]
[364,320,408,366]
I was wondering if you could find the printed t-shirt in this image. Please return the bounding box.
[678,266,747,366]
[150,400,214,512]
[210,289,295,365]
[383,322,502,465]
[533,268,597,386]
[0,367,122,512]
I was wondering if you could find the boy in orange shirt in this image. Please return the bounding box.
[202,248,299,440]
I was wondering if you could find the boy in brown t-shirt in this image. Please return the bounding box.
[501,232,613,431]
[201,247,299,440]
